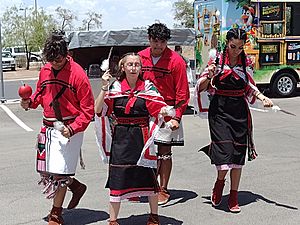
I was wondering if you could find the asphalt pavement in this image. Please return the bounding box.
[0,70,299,225]
[1,66,40,81]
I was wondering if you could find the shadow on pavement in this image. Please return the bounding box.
[161,189,198,208]
[202,190,298,212]
[43,208,109,225]
[262,86,300,98]
[296,87,300,96]
[184,106,195,115]
[138,189,198,207]
[117,213,183,225]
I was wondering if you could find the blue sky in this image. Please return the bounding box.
[0,0,188,30]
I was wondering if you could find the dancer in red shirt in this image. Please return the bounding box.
[139,23,190,205]
[20,31,94,225]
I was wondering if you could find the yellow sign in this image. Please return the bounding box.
[261,5,280,16]
[261,45,278,53]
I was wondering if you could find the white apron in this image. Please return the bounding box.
[36,127,83,175]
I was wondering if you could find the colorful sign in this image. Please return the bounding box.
[260,43,280,64]
[260,3,283,21]
[261,44,278,54]
[287,42,300,63]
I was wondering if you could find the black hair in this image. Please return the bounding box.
[220,28,248,81]
[226,28,247,42]
[43,30,68,62]
[116,52,144,81]
[175,45,182,53]
[147,23,171,41]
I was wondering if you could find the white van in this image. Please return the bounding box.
[4,46,42,62]
[1,51,16,71]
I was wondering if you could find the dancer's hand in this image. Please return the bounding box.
[168,119,180,131]
[159,106,176,117]
[262,97,273,107]
[20,98,30,110]
[207,64,216,79]
[159,107,169,117]
[61,127,71,138]
[101,70,112,87]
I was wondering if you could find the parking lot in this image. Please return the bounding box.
[0,86,299,224]
[1,65,40,81]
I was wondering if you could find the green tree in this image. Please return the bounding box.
[2,5,55,69]
[225,0,250,9]
[27,8,56,64]
[2,6,26,48]
[173,0,194,28]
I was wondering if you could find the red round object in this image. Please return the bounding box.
[18,84,32,99]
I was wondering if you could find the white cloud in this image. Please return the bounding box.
[64,0,98,11]
[0,0,22,15]
[99,0,177,29]
[1,0,181,30]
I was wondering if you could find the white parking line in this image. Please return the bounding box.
[0,104,33,131]
[4,99,20,104]
[5,77,38,82]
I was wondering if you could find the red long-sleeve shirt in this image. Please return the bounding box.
[138,47,190,120]
[30,56,94,135]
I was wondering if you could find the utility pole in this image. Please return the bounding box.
[34,0,38,20]
[20,7,29,70]
[20,8,27,27]
[0,20,6,103]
